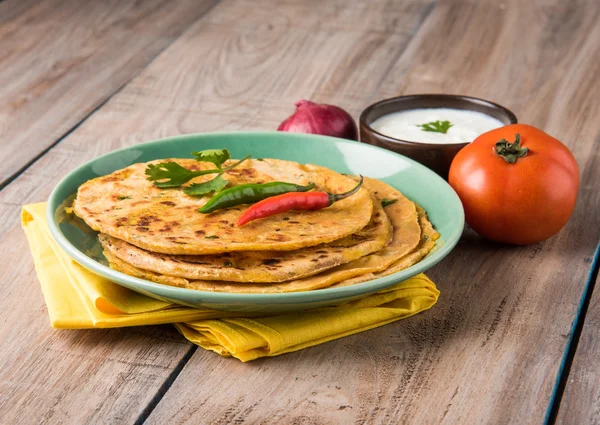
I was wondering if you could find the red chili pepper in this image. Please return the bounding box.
[237,176,363,226]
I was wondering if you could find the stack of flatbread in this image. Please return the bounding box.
[72,158,439,293]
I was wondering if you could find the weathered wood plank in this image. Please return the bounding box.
[142,0,600,424]
[0,0,217,188]
[113,0,434,121]
[556,267,600,425]
[0,0,435,423]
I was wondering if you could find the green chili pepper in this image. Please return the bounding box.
[198,181,315,214]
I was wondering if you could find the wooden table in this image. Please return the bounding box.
[1,0,598,423]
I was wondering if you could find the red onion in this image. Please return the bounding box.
[277,99,358,141]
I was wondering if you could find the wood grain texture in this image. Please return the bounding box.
[142,0,600,424]
[0,0,435,423]
[556,268,600,425]
[114,0,434,121]
[0,0,217,187]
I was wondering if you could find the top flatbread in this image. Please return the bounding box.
[98,186,392,283]
[74,158,373,255]
[105,178,425,293]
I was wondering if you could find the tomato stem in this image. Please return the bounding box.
[494,133,529,163]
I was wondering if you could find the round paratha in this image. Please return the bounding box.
[98,186,392,283]
[105,178,425,293]
[74,158,373,255]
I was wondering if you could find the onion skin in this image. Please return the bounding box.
[277,99,358,141]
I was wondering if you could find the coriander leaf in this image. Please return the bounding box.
[381,198,398,207]
[192,149,230,169]
[184,175,228,196]
[416,120,453,134]
[146,152,250,191]
[205,235,219,239]
[145,162,220,188]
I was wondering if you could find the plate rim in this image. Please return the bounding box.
[46,131,464,305]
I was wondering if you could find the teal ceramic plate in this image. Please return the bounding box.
[47,132,464,313]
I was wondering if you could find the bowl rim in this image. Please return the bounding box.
[46,131,465,305]
[359,93,518,148]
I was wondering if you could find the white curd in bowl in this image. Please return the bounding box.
[370,108,505,144]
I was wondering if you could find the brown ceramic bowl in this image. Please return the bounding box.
[359,94,518,179]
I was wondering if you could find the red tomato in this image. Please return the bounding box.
[448,124,579,245]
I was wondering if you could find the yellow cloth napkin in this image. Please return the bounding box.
[22,203,440,362]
